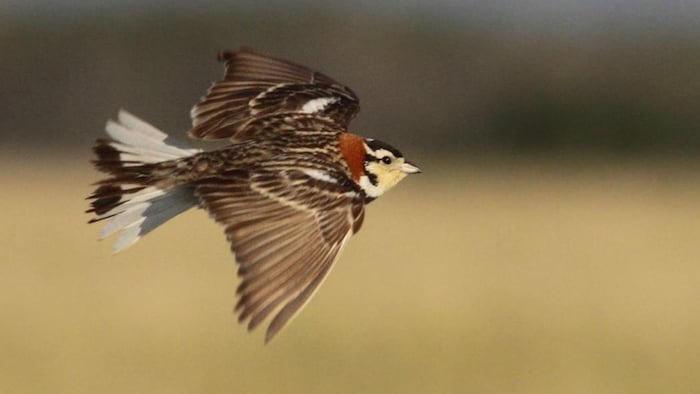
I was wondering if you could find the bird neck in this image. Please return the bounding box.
[339,133,366,182]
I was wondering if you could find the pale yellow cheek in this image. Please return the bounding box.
[379,171,407,192]
[366,164,409,193]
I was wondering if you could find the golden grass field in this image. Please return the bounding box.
[2,155,700,393]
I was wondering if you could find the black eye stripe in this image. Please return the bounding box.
[364,154,379,163]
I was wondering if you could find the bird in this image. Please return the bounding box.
[87,48,421,342]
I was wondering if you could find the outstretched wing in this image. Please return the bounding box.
[196,168,365,342]
[190,48,360,140]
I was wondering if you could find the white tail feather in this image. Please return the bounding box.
[108,186,198,252]
[92,110,201,252]
[105,110,199,162]
[117,110,171,140]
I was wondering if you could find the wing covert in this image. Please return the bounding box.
[190,48,360,140]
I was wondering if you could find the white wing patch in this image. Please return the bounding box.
[302,169,337,183]
[300,97,338,114]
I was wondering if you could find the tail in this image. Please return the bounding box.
[87,110,201,252]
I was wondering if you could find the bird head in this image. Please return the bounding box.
[358,138,421,200]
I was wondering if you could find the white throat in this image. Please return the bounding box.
[358,174,384,199]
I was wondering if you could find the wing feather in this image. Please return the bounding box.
[189,48,360,140]
[264,248,345,342]
[245,236,340,332]
[240,241,329,325]
[196,168,364,341]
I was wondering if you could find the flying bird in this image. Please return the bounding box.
[87,48,421,342]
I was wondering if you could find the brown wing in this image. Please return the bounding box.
[196,168,365,342]
[190,48,360,140]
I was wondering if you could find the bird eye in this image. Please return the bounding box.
[381,156,392,165]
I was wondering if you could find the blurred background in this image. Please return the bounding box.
[2,0,700,393]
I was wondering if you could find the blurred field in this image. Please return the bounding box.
[2,155,700,394]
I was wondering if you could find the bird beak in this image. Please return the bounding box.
[401,161,422,174]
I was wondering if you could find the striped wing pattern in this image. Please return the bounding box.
[196,168,364,342]
[189,48,360,140]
